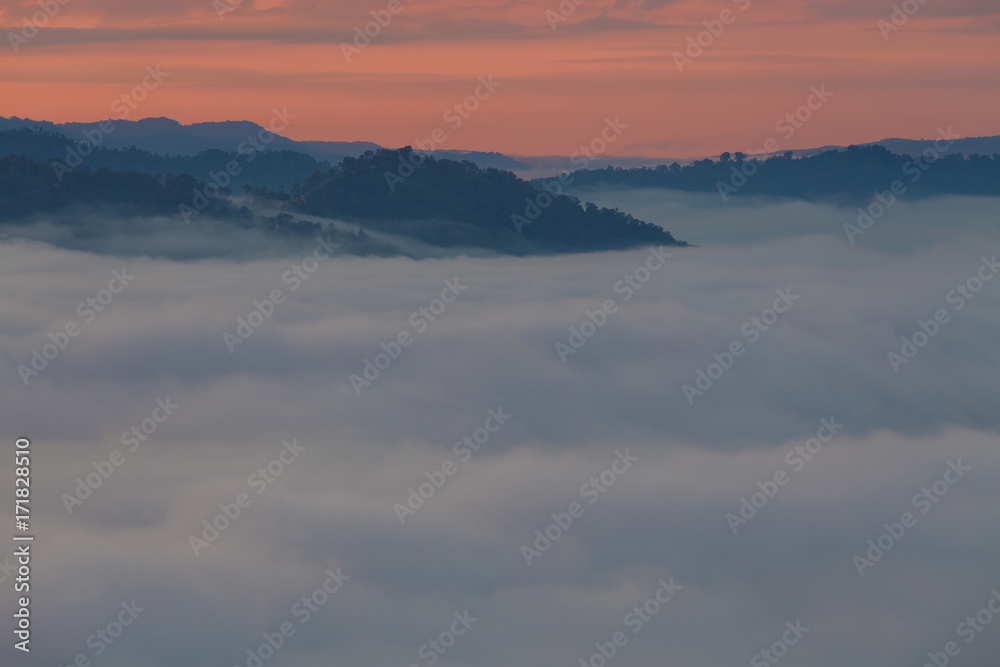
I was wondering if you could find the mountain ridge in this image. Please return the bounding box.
[6,115,995,175]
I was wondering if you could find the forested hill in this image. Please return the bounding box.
[0,154,239,221]
[558,145,1000,202]
[0,154,400,257]
[284,148,685,254]
[0,147,686,256]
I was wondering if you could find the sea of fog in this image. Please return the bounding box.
[1,190,998,667]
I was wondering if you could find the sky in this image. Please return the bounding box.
[1,0,999,156]
[1,193,999,666]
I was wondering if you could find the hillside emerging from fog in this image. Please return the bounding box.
[5,125,1000,258]
[0,138,684,257]
[271,148,682,254]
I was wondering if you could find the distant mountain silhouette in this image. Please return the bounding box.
[707,135,1000,161]
[0,116,689,173]
[871,134,1000,159]
[0,128,331,191]
[558,145,1000,203]
[424,149,532,171]
[0,116,380,162]
[0,116,533,172]
[5,125,999,209]
[6,115,994,175]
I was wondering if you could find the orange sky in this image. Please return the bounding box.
[1,0,998,157]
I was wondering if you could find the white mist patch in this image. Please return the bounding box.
[0,203,999,667]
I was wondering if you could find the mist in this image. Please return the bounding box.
[0,190,998,667]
